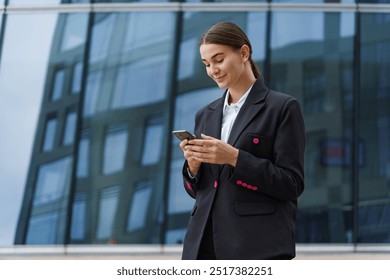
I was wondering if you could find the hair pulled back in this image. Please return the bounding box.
[200,22,261,79]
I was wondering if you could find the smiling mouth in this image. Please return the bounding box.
[214,75,226,81]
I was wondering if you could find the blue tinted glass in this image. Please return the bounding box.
[72,61,83,94]
[60,13,88,52]
[77,130,90,178]
[51,69,65,101]
[33,157,72,206]
[97,185,120,240]
[270,11,355,243]
[141,116,164,166]
[103,124,128,175]
[127,180,153,232]
[25,212,59,244]
[359,12,390,242]
[42,117,58,152]
[83,70,102,117]
[63,110,77,146]
[70,192,87,240]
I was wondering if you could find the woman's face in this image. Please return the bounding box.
[200,43,247,90]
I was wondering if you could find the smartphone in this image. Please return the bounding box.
[172,130,196,141]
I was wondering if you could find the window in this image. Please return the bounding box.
[51,69,65,101]
[60,13,88,52]
[42,116,58,152]
[72,62,83,95]
[97,185,120,240]
[83,71,102,117]
[111,55,169,109]
[127,180,153,232]
[33,156,72,206]
[70,192,87,241]
[102,124,128,175]
[76,130,90,178]
[141,116,164,166]
[25,212,59,244]
[63,110,77,146]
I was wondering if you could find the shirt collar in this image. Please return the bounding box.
[223,85,253,112]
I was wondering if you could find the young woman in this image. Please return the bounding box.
[179,22,305,260]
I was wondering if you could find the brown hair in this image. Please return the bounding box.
[200,22,261,79]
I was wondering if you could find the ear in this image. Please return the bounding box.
[240,45,250,61]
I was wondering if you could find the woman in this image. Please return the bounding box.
[179,22,305,260]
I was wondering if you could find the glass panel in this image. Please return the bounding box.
[83,70,102,117]
[102,124,128,175]
[89,14,115,63]
[111,55,169,109]
[63,110,77,146]
[72,11,175,244]
[70,192,87,241]
[60,13,88,52]
[25,212,59,244]
[127,180,153,232]
[76,129,90,178]
[270,12,355,243]
[359,13,390,243]
[72,61,83,95]
[33,156,72,206]
[141,116,164,166]
[97,185,120,240]
[42,117,58,152]
[51,69,65,101]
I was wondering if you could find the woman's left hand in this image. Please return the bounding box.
[185,134,239,167]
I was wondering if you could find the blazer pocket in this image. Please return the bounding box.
[245,133,272,159]
[234,201,275,216]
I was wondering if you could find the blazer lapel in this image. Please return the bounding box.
[227,79,269,146]
[203,92,225,179]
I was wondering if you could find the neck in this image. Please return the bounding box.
[228,75,256,104]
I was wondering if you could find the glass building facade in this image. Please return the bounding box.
[0,1,389,247]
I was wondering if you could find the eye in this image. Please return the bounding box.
[216,58,224,63]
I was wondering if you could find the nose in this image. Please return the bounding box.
[208,64,219,76]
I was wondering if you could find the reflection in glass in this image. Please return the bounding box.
[63,110,77,146]
[141,116,164,166]
[60,13,88,52]
[123,12,175,52]
[103,124,128,175]
[97,185,120,240]
[83,71,102,117]
[127,180,153,232]
[270,12,355,243]
[72,62,83,94]
[33,156,72,206]
[111,55,169,109]
[42,117,58,152]
[89,14,115,63]
[70,192,87,241]
[168,159,193,214]
[359,13,390,242]
[25,212,59,244]
[51,69,65,101]
[76,130,90,178]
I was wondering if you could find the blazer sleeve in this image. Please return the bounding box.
[229,97,305,201]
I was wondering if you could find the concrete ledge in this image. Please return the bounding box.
[1,244,390,260]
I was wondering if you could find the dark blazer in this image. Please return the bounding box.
[181,79,305,260]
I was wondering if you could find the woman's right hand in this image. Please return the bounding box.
[180,139,201,176]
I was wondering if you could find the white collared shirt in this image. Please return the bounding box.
[221,85,253,143]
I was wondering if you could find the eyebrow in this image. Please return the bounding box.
[202,52,224,62]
